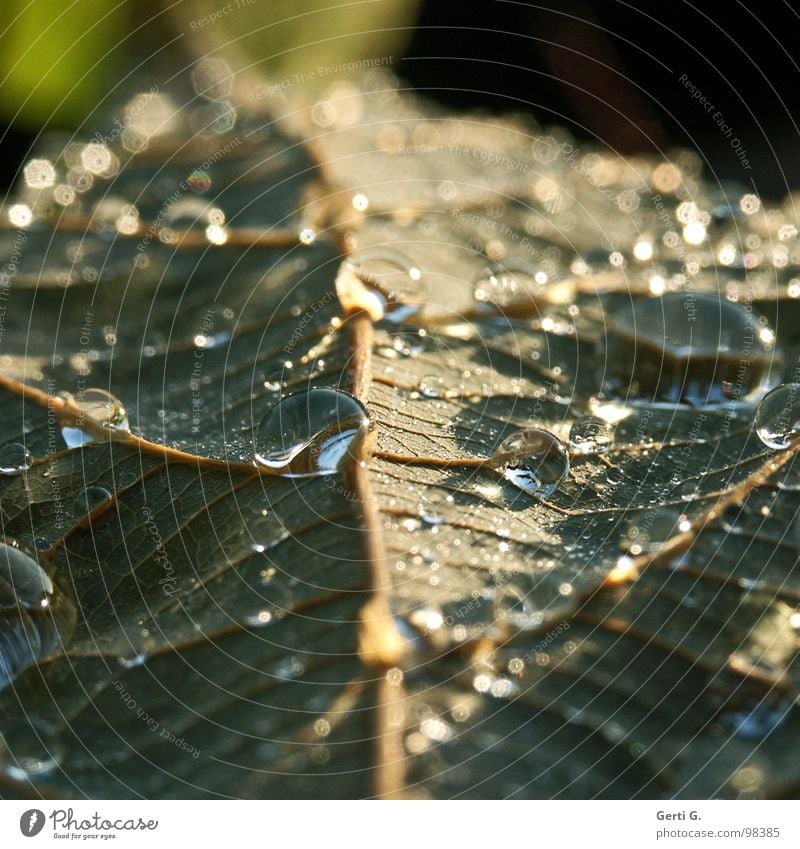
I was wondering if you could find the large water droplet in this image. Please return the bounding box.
[0,443,33,475]
[473,261,548,316]
[602,293,781,406]
[254,389,370,475]
[0,544,75,693]
[568,416,615,454]
[343,249,424,323]
[754,383,800,450]
[0,544,53,610]
[492,428,569,497]
[0,719,64,780]
[62,388,130,447]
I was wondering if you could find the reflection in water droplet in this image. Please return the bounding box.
[492,428,569,497]
[0,443,33,475]
[343,249,425,323]
[473,261,548,316]
[754,383,800,450]
[62,388,130,447]
[254,389,370,476]
[568,416,615,454]
[0,719,64,780]
[602,293,781,406]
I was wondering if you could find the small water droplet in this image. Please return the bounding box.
[254,389,370,476]
[0,720,64,780]
[62,388,129,447]
[72,486,112,517]
[492,428,569,497]
[417,493,453,526]
[754,383,800,450]
[473,261,548,316]
[418,374,444,398]
[0,443,33,475]
[299,228,316,245]
[621,509,690,556]
[568,416,614,454]
[602,293,780,406]
[342,249,425,323]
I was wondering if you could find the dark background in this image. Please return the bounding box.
[401,0,800,199]
[2,0,799,198]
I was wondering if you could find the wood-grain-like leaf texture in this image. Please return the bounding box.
[0,68,799,799]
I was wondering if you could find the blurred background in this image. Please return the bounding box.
[1,0,798,197]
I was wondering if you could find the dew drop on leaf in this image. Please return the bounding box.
[754,383,800,450]
[0,443,33,475]
[491,428,569,497]
[254,389,370,476]
[0,543,54,610]
[0,719,64,780]
[73,486,113,517]
[344,248,425,323]
[602,293,781,406]
[473,261,548,316]
[62,388,130,447]
[417,493,453,526]
[568,416,615,454]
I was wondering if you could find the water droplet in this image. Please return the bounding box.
[0,720,64,780]
[62,388,130,447]
[621,509,690,556]
[343,249,425,323]
[254,389,370,476]
[473,261,548,316]
[72,486,112,517]
[418,374,444,398]
[299,228,316,245]
[754,383,800,450]
[0,544,53,610]
[417,493,453,525]
[602,293,780,406]
[0,443,33,475]
[568,416,614,454]
[492,428,569,497]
